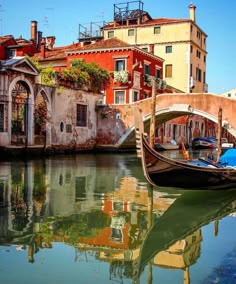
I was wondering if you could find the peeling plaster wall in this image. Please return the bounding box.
[50,88,102,147]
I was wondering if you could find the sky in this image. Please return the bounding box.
[0,0,235,94]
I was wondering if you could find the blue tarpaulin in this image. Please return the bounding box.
[219,149,236,166]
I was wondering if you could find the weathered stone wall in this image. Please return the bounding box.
[49,87,103,151]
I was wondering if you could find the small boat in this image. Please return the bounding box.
[155,139,179,151]
[219,148,236,166]
[192,137,216,149]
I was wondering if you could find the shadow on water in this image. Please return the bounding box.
[0,153,236,283]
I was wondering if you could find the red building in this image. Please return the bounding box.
[0,21,41,60]
[34,36,176,104]
[66,37,168,104]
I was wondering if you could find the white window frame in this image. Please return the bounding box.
[114,90,125,104]
[114,58,127,71]
[129,90,140,103]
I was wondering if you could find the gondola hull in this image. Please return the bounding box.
[138,133,236,190]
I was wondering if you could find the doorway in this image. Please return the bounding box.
[11,81,31,145]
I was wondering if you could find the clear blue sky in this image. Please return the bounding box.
[1,0,235,94]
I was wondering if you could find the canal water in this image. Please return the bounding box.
[0,151,236,284]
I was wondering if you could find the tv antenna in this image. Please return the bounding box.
[44,7,54,35]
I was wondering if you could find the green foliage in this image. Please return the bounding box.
[31,58,110,92]
[40,65,56,86]
[59,67,90,88]
[28,58,56,86]
[34,102,48,127]
[61,59,110,93]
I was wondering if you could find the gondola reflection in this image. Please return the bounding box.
[0,157,236,283]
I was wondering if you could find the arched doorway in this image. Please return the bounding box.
[11,81,31,145]
[34,92,48,145]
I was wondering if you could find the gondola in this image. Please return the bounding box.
[136,130,236,189]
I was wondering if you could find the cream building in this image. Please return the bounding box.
[102,1,207,93]
[221,89,236,99]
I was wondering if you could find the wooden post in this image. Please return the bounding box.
[149,77,157,148]
[217,107,222,161]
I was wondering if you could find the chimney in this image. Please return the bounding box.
[41,37,46,58]
[37,31,43,50]
[31,21,38,43]
[189,4,196,23]
[149,44,154,54]
[46,36,56,50]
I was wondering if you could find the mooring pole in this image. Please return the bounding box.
[217,106,222,161]
[149,77,156,148]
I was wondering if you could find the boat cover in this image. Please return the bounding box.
[219,149,236,166]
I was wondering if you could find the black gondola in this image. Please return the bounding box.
[136,130,236,189]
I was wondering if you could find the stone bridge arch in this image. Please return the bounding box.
[112,93,236,148]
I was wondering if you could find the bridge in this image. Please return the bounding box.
[98,93,236,148]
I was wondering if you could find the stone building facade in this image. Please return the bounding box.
[0,56,103,153]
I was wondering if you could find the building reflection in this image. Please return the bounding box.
[0,158,236,283]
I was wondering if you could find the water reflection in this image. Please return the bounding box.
[0,154,236,284]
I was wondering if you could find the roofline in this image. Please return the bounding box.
[103,19,207,37]
[7,44,34,49]
[66,45,164,62]
[37,56,66,62]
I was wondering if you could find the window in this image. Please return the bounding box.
[144,64,150,75]
[142,47,148,52]
[197,31,201,39]
[165,64,172,78]
[114,90,125,104]
[165,46,172,53]
[196,50,201,58]
[196,67,202,82]
[0,104,4,132]
[190,45,193,53]
[203,71,206,84]
[7,49,16,58]
[128,29,135,36]
[108,31,114,38]
[76,104,87,127]
[115,59,126,71]
[144,92,149,99]
[133,91,139,102]
[156,69,161,79]
[154,26,161,34]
